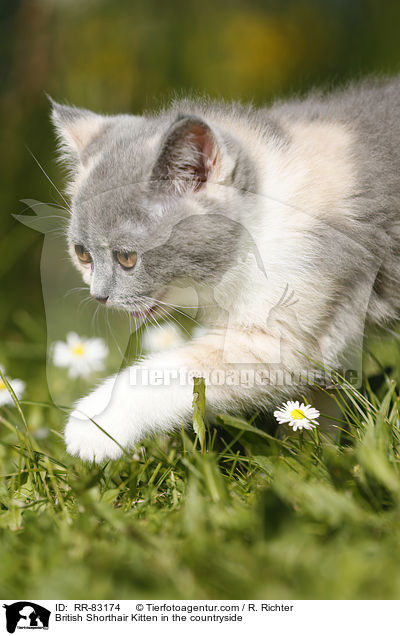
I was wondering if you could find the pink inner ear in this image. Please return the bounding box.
[151,116,220,194]
[183,123,218,190]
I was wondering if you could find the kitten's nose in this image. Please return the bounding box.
[94,295,108,305]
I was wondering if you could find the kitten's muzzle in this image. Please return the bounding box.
[93,295,109,305]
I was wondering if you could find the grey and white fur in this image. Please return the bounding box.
[51,77,400,462]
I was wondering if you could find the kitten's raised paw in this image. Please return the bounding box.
[65,413,125,463]
[65,382,127,463]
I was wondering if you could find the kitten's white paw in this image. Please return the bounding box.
[65,414,124,463]
[65,379,128,463]
[64,360,193,463]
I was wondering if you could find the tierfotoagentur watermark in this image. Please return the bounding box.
[129,365,360,389]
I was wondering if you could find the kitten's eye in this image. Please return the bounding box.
[115,251,137,270]
[74,244,92,265]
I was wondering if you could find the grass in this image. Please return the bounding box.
[2,344,400,600]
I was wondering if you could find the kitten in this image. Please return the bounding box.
[51,78,400,463]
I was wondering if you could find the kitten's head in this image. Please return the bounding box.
[51,101,256,318]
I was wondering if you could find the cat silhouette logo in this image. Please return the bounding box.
[3,602,51,633]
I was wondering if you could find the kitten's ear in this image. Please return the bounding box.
[151,116,220,194]
[50,99,109,165]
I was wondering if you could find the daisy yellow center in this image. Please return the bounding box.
[72,344,85,357]
[0,380,5,391]
[290,408,305,420]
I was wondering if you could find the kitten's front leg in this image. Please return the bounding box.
[65,330,288,463]
[65,351,197,463]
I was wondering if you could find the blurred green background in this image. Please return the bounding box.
[2,0,400,392]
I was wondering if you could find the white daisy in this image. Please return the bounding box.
[274,400,320,431]
[52,332,108,379]
[143,323,184,353]
[0,366,25,407]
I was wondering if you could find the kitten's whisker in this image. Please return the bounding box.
[65,286,88,298]
[142,299,193,340]
[105,309,126,360]
[157,307,192,338]
[123,309,140,362]
[26,146,72,212]
[154,298,213,310]
[133,312,145,360]
[135,307,153,359]
[160,303,204,329]
[77,295,95,312]
[90,303,100,334]
[131,310,145,360]
[141,295,204,330]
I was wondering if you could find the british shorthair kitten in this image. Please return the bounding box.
[51,78,400,462]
